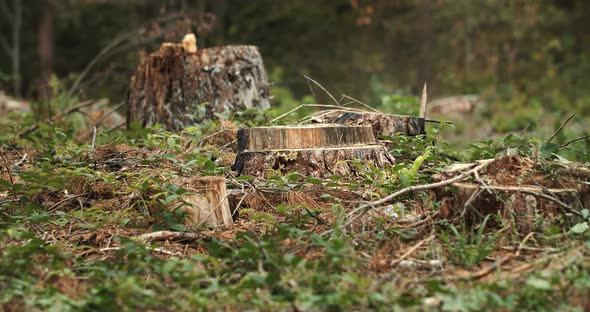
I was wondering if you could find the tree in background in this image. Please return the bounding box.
[0,0,22,97]
[0,0,588,119]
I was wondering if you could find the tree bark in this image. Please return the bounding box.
[415,0,433,95]
[38,0,54,101]
[233,145,395,179]
[11,0,21,97]
[127,41,270,131]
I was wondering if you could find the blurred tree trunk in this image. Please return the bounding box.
[415,0,433,95]
[38,0,54,101]
[12,0,21,97]
[0,0,22,97]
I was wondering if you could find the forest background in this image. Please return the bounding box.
[0,0,588,157]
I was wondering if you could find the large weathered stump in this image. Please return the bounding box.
[127,36,270,131]
[311,110,425,138]
[232,124,395,178]
[177,176,233,227]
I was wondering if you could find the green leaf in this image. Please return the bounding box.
[526,277,552,290]
[306,176,323,185]
[237,175,254,181]
[539,143,559,158]
[167,137,176,148]
[570,222,589,234]
[170,223,186,231]
[204,160,216,171]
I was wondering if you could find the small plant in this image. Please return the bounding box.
[439,215,497,267]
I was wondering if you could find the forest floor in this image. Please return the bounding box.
[1,112,590,311]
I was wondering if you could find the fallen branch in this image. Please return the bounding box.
[133,230,205,243]
[97,246,183,257]
[500,246,557,253]
[390,234,435,267]
[345,159,493,227]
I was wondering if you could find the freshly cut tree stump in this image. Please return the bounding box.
[232,124,394,178]
[178,176,233,227]
[237,124,376,153]
[311,110,425,138]
[127,36,270,131]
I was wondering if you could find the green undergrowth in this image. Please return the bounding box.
[0,109,589,311]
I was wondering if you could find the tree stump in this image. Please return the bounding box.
[433,155,589,235]
[311,110,425,138]
[232,124,395,178]
[127,36,270,131]
[178,176,233,227]
[237,124,376,153]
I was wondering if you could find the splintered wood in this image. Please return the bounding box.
[311,110,425,137]
[233,124,395,178]
[178,176,233,227]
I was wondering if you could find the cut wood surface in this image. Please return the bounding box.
[233,124,394,178]
[178,176,233,227]
[127,37,270,131]
[233,145,394,178]
[237,124,376,153]
[311,110,425,137]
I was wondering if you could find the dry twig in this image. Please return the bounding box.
[547,113,575,144]
[94,100,125,128]
[96,246,183,257]
[344,159,494,227]
[133,230,206,243]
[339,94,381,113]
[271,104,366,123]
[0,148,14,185]
[390,234,436,268]
[304,75,340,106]
[559,133,590,149]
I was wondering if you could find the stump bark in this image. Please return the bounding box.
[127,40,270,131]
[178,176,233,227]
[232,124,395,178]
[311,110,425,137]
